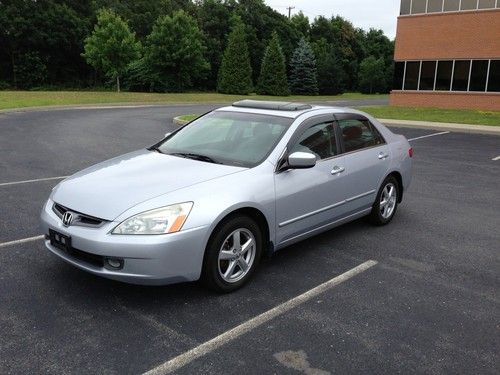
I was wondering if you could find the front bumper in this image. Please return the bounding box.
[40,199,209,285]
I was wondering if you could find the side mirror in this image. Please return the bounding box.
[287,152,316,169]
[164,132,171,138]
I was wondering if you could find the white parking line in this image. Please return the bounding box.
[143,260,378,375]
[0,235,44,249]
[492,156,500,161]
[0,176,68,187]
[408,131,450,142]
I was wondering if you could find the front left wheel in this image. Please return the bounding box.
[201,215,263,293]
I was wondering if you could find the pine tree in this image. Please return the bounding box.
[289,38,318,95]
[217,20,253,95]
[257,32,290,96]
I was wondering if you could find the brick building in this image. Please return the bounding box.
[391,0,500,110]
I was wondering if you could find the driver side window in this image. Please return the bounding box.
[290,122,337,160]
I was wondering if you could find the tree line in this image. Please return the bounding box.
[0,0,394,95]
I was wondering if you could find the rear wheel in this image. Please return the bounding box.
[202,215,262,293]
[369,176,399,226]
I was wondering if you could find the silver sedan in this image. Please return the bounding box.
[40,100,413,292]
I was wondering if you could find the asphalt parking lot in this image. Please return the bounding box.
[0,103,499,374]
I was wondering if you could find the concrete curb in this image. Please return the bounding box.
[173,116,500,135]
[380,119,500,135]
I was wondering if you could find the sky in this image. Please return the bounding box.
[265,0,400,39]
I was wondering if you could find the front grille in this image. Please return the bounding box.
[64,245,105,268]
[53,203,106,228]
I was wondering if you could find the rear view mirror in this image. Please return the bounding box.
[287,152,316,169]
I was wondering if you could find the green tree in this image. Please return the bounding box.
[83,9,140,92]
[217,19,253,95]
[289,38,318,95]
[145,10,209,92]
[312,38,346,95]
[257,32,289,96]
[358,56,386,94]
[291,12,310,39]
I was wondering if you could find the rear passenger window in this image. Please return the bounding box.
[290,122,337,160]
[338,119,384,153]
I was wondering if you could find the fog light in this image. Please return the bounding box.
[105,258,123,270]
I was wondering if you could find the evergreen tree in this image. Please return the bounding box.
[145,10,209,92]
[358,56,386,94]
[312,38,346,95]
[83,9,140,92]
[289,38,318,95]
[257,32,289,96]
[217,19,253,95]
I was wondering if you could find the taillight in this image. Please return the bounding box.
[408,148,414,158]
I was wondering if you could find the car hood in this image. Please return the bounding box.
[51,149,246,220]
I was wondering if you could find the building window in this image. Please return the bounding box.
[428,0,444,12]
[452,60,471,91]
[419,61,437,90]
[478,0,496,8]
[443,0,460,11]
[404,62,420,90]
[400,0,411,14]
[488,60,500,92]
[435,61,453,90]
[412,0,428,14]
[393,62,405,90]
[469,60,489,91]
[461,0,479,10]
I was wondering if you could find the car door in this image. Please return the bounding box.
[274,116,348,246]
[334,114,390,213]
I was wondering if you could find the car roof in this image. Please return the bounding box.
[216,100,350,119]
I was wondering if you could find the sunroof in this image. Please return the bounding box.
[232,100,313,111]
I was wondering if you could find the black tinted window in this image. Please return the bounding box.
[338,119,384,153]
[435,60,453,90]
[487,60,500,92]
[393,62,405,90]
[291,122,337,160]
[404,62,420,90]
[419,61,437,90]
[452,60,471,91]
[469,60,488,91]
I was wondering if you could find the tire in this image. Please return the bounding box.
[201,215,263,293]
[369,176,400,226]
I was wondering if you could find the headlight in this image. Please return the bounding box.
[112,202,193,235]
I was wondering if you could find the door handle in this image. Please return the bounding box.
[378,152,389,160]
[331,166,345,175]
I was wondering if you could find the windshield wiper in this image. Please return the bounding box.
[169,152,222,164]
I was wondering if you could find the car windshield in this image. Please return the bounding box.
[156,111,293,167]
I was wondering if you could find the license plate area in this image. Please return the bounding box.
[49,229,71,252]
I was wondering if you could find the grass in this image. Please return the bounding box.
[0,90,387,111]
[357,106,500,126]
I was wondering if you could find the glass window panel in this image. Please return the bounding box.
[419,61,437,90]
[404,62,420,90]
[443,0,460,11]
[401,0,412,14]
[452,60,471,91]
[393,62,405,90]
[435,61,453,90]
[469,60,488,91]
[461,0,478,9]
[411,0,428,13]
[291,122,337,159]
[338,119,382,153]
[478,0,495,8]
[487,60,500,92]
[428,0,444,12]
